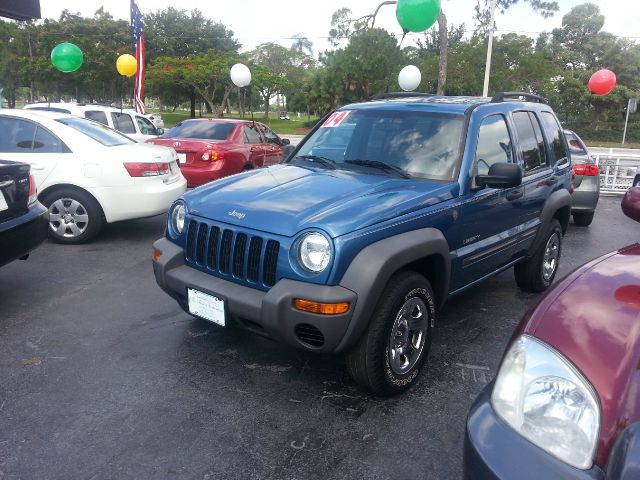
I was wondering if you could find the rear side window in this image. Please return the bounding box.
[85,110,108,126]
[163,121,235,140]
[56,117,135,147]
[540,112,569,165]
[513,111,546,173]
[33,127,65,153]
[111,112,136,134]
[0,117,36,152]
[475,114,514,176]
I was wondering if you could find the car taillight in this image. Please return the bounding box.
[201,150,225,161]
[572,164,599,176]
[28,174,37,206]
[123,162,170,177]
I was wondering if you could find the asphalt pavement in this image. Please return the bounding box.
[0,197,638,480]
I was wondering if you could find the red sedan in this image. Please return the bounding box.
[465,187,640,479]
[147,119,292,187]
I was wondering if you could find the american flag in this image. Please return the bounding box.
[131,0,145,114]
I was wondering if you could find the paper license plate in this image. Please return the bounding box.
[188,288,225,326]
[177,153,187,164]
[0,192,8,212]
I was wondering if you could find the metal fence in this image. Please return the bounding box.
[590,149,640,195]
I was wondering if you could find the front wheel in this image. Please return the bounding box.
[345,271,436,396]
[41,188,103,244]
[514,219,562,292]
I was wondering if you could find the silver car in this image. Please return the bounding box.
[565,129,600,226]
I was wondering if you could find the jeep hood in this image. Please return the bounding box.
[185,164,458,238]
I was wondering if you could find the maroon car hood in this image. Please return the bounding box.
[517,244,640,467]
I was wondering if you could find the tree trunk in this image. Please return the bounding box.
[437,11,448,96]
[190,88,196,119]
[263,93,271,120]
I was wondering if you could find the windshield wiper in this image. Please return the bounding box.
[344,159,411,178]
[292,155,337,170]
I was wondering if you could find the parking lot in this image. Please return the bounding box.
[0,196,637,480]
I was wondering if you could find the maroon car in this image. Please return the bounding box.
[147,119,292,188]
[465,187,640,479]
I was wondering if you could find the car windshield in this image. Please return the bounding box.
[294,109,465,180]
[56,117,135,146]
[163,121,235,140]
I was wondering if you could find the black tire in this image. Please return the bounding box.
[40,188,103,244]
[514,219,562,292]
[572,211,594,227]
[345,271,436,396]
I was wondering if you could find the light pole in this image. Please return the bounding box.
[482,0,497,97]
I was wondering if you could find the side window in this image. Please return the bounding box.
[136,116,157,135]
[540,112,569,165]
[0,118,37,152]
[513,111,546,173]
[84,110,108,126]
[244,126,262,144]
[475,115,514,176]
[110,112,136,134]
[260,126,280,145]
[33,127,64,153]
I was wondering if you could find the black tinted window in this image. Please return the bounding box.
[0,118,36,152]
[33,127,63,153]
[541,112,569,164]
[136,116,157,135]
[244,126,262,144]
[111,112,136,134]
[85,111,108,126]
[475,115,513,176]
[164,121,235,140]
[513,111,546,172]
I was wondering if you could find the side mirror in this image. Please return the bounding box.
[476,163,522,189]
[281,138,290,145]
[622,187,640,223]
[156,128,164,135]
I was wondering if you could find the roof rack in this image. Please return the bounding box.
[491,92,548,104]
[370,92,436,101]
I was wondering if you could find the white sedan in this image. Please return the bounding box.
[0,110,187,243]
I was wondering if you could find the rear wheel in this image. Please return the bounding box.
[572,211,594,226]
[41,188,103,244]
[345,271,435,396]
[515,219,562,292]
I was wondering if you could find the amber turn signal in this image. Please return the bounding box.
[293,299,350,315]
[153,248,162,261]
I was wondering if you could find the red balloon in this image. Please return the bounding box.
[588,69,617,96]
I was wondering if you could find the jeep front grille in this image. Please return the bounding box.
[185,220,280,288]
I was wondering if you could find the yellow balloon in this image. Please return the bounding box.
[116,54,137,77]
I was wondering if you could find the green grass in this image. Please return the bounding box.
[155,109,317,136]
[583,140,640,149]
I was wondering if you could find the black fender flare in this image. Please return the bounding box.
[335,228,450,352]
[529,188,572,254]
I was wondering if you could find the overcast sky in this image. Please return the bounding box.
[40,0,638,55]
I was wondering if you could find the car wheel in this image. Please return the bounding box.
[572,211,595,227]
[514,219,562,292]
[345,271,435,396]
[41,189,103,244]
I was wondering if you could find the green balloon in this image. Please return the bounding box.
[396,0,441,33]
[51,43,83,73]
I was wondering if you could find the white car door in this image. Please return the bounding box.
[0,116,65,187]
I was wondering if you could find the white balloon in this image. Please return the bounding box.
[230,63,251,87]
[398,65,421,92]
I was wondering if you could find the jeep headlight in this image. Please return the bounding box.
[492,335,600,470]
[169,201,187,237]
[298,232,331,273]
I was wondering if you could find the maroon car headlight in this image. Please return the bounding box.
[491,335,600,470]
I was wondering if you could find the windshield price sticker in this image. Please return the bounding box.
[322,111,351,128]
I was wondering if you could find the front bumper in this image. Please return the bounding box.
[464,385,605,480]
[0,202,48,268]
[152,237,358,353]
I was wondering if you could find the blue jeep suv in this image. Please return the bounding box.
[152,92,573,395]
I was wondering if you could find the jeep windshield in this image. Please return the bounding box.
[292,109,464,181]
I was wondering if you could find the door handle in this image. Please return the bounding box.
[506,190,523,201]
[545,176,558,186]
